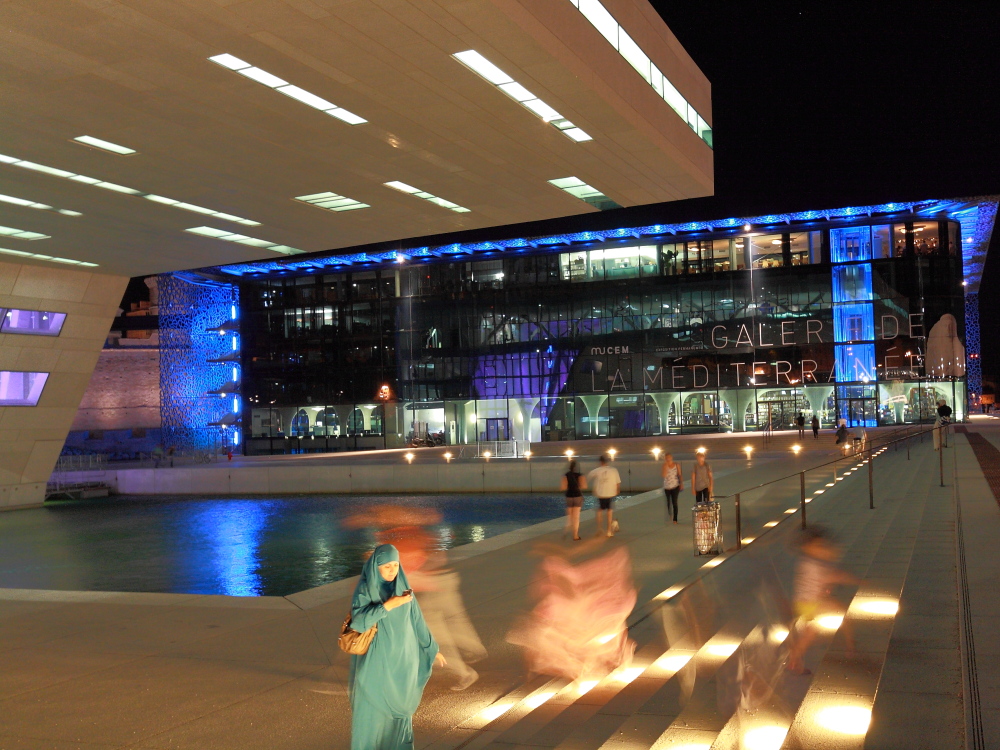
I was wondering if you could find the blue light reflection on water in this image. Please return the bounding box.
[0,493,569,597]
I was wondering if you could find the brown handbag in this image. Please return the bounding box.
[339,614,377,655]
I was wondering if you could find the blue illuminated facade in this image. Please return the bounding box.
[159,274,241,451]
[171,196,996,454]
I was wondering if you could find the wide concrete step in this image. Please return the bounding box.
[428,440,938,750]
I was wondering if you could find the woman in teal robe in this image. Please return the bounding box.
[349,544,443,750]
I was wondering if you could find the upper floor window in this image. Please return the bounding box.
[0,371,48,405]
[1,308,66,336]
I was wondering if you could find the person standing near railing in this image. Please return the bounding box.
[661,453,683,524]
[691,453,713,504]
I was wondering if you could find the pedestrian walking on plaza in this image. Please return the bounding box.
[835,421,848,446]
[811,415,820,439]
[661,453,683,524]
[796,412,806,439]
[691,453,714,504]
[347,544,445,750]
[934,398,953,450]
[561,460,587,540]
[588,455,621,537]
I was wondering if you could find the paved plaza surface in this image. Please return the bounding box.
[2,422,998,749]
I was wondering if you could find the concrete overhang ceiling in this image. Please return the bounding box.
[0,0,713,276]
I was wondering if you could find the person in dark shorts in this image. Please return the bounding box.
[796,412,806,438]
[587,455,622,537]
[560,460,587,540]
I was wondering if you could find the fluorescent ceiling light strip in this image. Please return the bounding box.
[384,182,470,213]
[0,246,97,266]
[452,51,592,143]
[0,193,82,216]
[0,152,259,226]
[72,136,136,155]
[185,227,304,256]
[209,54,367,125]
[548,176,620,210]
[565,0,712,147]
[0,224,50,240]
[295,191,370,213]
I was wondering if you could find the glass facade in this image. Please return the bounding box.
[235,213,968,455]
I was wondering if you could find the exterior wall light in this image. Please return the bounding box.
[443,452,452,463]
[607,448,617,460]
[524,450,532,460]
[792,444,802,455]
[404,452,414,464]
[651,447,662,460]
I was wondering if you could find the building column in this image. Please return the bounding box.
[649,392,681,433]
[0,261,127,508]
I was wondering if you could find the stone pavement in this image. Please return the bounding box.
[0,424,995,749]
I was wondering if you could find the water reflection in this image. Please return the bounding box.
[0,493,564,596]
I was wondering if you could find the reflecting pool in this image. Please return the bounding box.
[0,493,572,596]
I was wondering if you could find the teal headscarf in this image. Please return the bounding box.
[349,544,439,750]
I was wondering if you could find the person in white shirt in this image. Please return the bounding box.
[587,454,621,538]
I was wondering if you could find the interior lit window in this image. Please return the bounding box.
[0,371,49,406]
[1,309,67,336]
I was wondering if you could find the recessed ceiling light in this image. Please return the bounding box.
[0,151,259,226]
[185,226,304,256]
[0,193,82,216]
[295,192,370,212]
[0,224,50,240]
[548,177,621,211]
[566,0,712,147]
[453,50,592,143]
[209,54,367,125]
[72,136,136,156]
[384,181,470,213]
[0,246,97,266]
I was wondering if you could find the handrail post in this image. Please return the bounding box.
[800,471,807,529]
[940,429,945,487]
[868,444,874,509]
[735,493,742,550]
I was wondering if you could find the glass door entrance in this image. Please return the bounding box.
[841,398,877,427]
[757,401,797,430]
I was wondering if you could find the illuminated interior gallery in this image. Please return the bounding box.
[157,196,993,454]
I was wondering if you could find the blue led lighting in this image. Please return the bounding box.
[159,274,241,451]
[835,344,877,382]
[211,197,998,291]
[966,292,981,400]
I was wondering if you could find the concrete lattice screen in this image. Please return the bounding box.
[158,274,239,452]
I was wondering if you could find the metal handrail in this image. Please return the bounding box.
[720,423,946,550]
[714,424,937,501]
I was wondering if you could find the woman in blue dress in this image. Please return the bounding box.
[349,544,445,750]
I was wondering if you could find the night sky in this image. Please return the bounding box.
[651,2,1000,392]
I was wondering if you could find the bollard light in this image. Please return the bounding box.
[524,450,532,460]
[651,447,662,460]
[607,448,617,461]
[564,448,575,459]
[404,452,415,464]
[443,452,453,463]
[483,450,491,461]
[791,444,802,455]
[743,445,753,460]
[696,446,707,454]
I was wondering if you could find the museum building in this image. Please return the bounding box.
[163,196,995,455]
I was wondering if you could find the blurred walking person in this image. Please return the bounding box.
[507,544,636,681]
[661,453,683,524]
[588,455,621,537]
[786,528,858,675]
[796,412,806,439]
[415,551,488,691]
[561,460,587,540]
[691,452,714,504]
[811,415,820,439]
[348,544,445,750]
